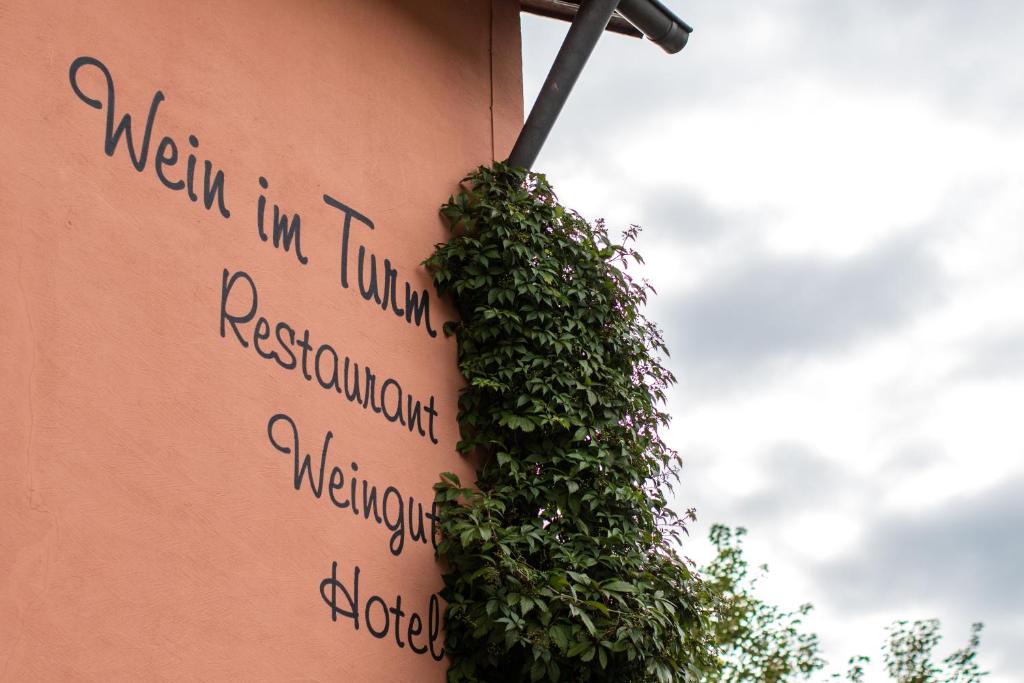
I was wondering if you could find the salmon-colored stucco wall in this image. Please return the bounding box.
[0,1,522,679]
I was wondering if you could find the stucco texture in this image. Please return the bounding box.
[0,0,522,679]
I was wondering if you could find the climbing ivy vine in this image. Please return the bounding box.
[427,163,713,682]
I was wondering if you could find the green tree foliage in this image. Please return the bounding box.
[700,526,988,683]
[700,525,825,682]
[427,163,714,682]
[875,620,987,683]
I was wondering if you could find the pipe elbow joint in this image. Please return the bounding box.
[617,0,692,54]
[654,20,689,53]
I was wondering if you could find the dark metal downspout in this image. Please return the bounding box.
[509,0,693,170]
[507,0,621,170]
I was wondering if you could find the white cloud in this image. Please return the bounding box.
[522,3,1024,679]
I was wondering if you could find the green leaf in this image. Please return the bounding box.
[550,625,570,651]
[579,611,597,636]
[603,580,637,593]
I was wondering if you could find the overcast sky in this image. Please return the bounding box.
[521,3,1024,680]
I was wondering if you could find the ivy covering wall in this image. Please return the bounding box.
[427,164,712,682]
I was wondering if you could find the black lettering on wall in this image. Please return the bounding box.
[70,55,454,657]
[381,259,404,316]
[342,358,365,405]
[349,461,360,518]
[408,497,427,546]
[365,595,390,639]
[323,193,374,289]
[267,412,332,498]
[320,561,360,628]
[382,486,405,556]
[155,136,183,191]
[319,561,444,659]
[389,595,407,649]
[315,345,342,392]
[203,158,230,218]
[380,378,404,425]
[357,246,381,305]
[265,412,442,555]
[323,193,437,338]
[186,135,199,201]
[68,56,231,219]
[219,269,257,347]
[220,269,446,446]
[257,177,309,264]
[69,56,163,172]
[407,613,426,655]
[427,592,444,661]
[361,480,381,524]
[404,284,437,338]
[424,396,439,445]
